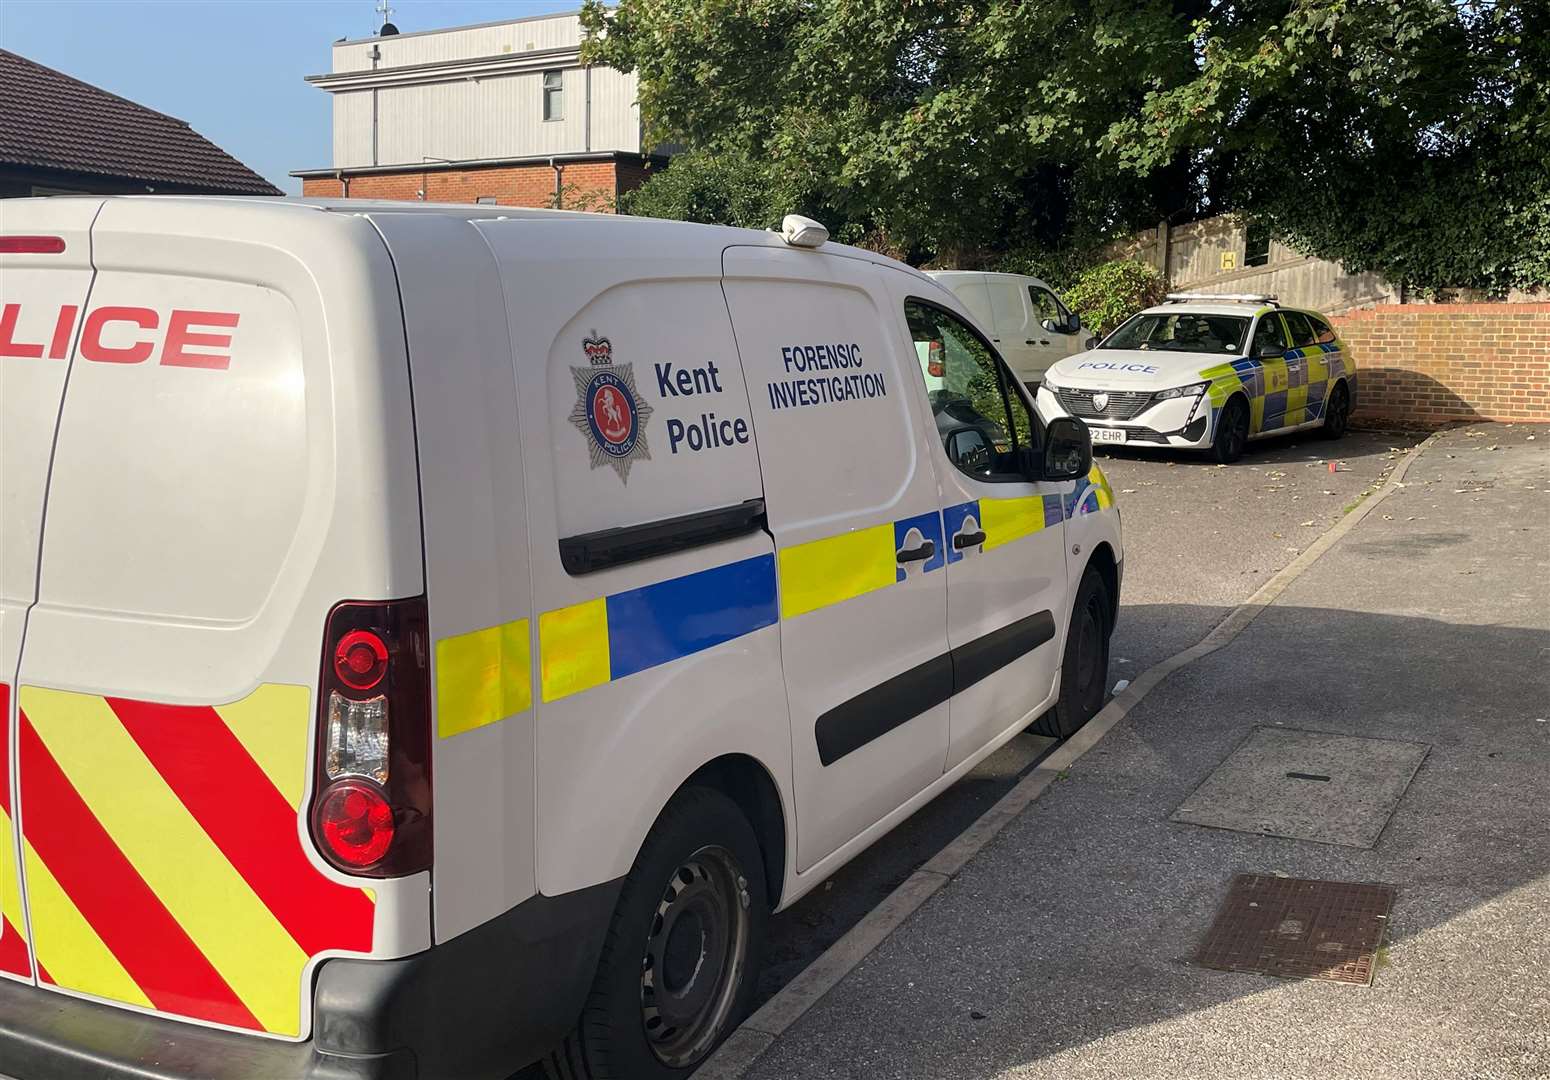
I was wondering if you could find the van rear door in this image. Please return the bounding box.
[1,198,103,982]
[5,197,421,1040]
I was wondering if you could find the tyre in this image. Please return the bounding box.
[545,787,767,1080]
[1032,566,1112,738]
[1210,395,1250,464]
[1320,380,1351,440]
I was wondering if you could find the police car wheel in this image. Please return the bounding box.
[1321,382,1351,440]
[547,786,767,1080]
[1036,567,1111,738]
[1210,396,1250,464]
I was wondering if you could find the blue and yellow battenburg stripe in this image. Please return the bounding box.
[1200,341,1350,436]
[437,468,1118,726]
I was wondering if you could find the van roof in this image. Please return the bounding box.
[19,195,939,280]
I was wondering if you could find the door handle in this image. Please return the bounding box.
[896,539,936,563]
[953,531,987,550]
[1029,338,1050,346]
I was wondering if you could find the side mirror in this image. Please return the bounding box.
[1258,344,1285,358]
[944,425,994,475]
[1067,313,1082,333]
[1084,335,1099,350]
[1040,417,1092,482]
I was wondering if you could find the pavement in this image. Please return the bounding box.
[756,426,1424,1007]
[739,421,1550,1080]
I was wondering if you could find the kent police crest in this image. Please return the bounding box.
[568,335,653,482]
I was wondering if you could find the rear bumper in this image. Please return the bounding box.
[0,877,621,1080]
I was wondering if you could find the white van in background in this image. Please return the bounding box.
[927,270,1089,387]
[1,200,1121,1080]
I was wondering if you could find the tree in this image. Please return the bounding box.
[585,0,1550,291]
[581,0,1212,261]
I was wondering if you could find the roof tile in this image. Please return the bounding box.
[0,49,279,195]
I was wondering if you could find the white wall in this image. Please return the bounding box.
[318,13,644,167]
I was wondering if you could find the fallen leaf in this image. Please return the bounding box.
[1300,520,1315,526]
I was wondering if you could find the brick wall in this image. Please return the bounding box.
[300,159,637,210]
[1332,303,1550,426]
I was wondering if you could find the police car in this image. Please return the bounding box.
[0,199,1121,1079]
[1037,294,1357,463]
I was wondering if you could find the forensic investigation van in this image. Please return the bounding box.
[0,198,1122,1079]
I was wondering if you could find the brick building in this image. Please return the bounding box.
[0,49,278,198]
[292,11,668,210]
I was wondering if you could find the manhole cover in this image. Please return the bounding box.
[1171,727,1429,848]
[1193,874,1396,986]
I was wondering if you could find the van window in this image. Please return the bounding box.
[1281,310,1318,347]
[1028,286,1066,326]
[905,300,1034,481]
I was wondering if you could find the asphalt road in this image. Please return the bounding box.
[515,423,1425,1077]
[743,421,1550,1080]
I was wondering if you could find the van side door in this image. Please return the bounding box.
[984,275,1041,384]
[887,280,1069,770]
[722,247,950,873]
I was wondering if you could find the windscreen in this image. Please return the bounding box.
[1101,312,1250,353]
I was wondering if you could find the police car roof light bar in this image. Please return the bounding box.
[1164,292,1279,305]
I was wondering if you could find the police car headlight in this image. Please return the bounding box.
[1153,380,1209,401]
[1040,375,1063,393]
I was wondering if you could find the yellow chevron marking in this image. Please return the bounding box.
[981,495,1047,550]
[23,839,151,1007]
[1,804,30,954]
[215,684,311,811]
[24,689,308,1035]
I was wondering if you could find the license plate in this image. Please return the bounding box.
[1091,427,1127,444]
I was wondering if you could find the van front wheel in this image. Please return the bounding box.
[1033,566,1112,738]
[546,787,767,1080]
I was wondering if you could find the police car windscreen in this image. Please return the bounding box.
[1101,313,1249,353]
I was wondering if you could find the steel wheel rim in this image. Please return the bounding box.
[640,844,751,1068]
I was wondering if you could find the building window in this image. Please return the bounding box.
[1244,220,1271,267]
[543,70,564,122]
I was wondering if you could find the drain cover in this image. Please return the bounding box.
[1193,874,1396,986]
[1171,727,1429,848]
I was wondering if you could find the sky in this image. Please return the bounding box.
[0,1,577,194]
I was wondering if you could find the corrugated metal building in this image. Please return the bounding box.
[292,10,666,209]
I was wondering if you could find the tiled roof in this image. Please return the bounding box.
[0,49,280,195]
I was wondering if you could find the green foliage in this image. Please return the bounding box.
[586,0,1550,291]
[1061,261,1169,338]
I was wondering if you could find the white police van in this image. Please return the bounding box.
[1038,294,1357,463]
[0,198,1122,1079]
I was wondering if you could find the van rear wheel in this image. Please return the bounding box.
[1032,566,1112,738]
[545,787,766,1080]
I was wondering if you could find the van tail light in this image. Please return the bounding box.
[927,342,944,378]
[310,598,432,877]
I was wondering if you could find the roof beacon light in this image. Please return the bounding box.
[1165,292,1278,305]
[781,214,829,249]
